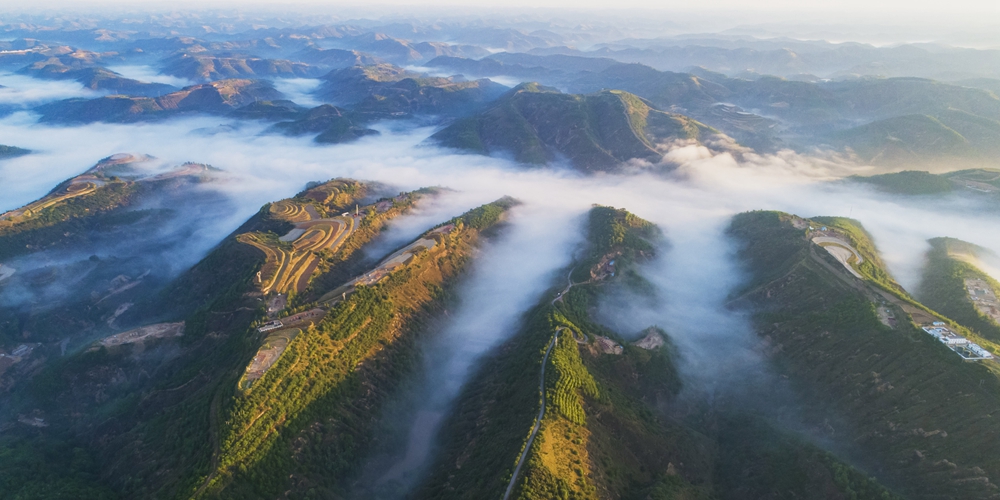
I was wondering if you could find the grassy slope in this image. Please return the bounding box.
[729,211,1000,499]
[917,237,1000,343]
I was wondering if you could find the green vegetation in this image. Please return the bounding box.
[422,206,898,500]
[0,432,118,500]
[432,83,715,172]
[917,237,1000,342]
[728,210,1000,498]
[199,198,513,498]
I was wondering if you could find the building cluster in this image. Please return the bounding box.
[922,322,994,360]
[258,320,283,333]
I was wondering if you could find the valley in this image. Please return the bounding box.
[4,6,1000,500]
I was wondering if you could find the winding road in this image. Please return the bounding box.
[503,326,561,500]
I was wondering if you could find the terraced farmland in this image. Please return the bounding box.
[269,200,313,222]
[241,201,355,294]
[1,180,101,222]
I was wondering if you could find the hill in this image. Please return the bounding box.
[266,104,380,144]
[35,79,283,124]
[0,154,224,351]
[432,83,716,172]
[416,206,899,500]
[19,57,176,97]
[0,145,30,159]
[847,168,1000,196]
[728,210,1000,498]
[315,64,508,118]
[918,237,1000,343]
[0,184,517,499]
[160,52,324,82]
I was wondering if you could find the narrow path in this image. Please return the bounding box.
[503,327,561,500]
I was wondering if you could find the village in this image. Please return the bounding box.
[921,322,994,361]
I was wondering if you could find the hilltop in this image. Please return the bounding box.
[160,52,324,82]
[19,57,176,97]
[315,63,508,118]
[35,79,283,124]
[266,104,380,144]
[432,83,717,172]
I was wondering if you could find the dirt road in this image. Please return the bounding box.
[503,327,561,500]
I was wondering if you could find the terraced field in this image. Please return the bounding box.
[269,200,313,222]
[241,201,355,294]
[1,180,101,222]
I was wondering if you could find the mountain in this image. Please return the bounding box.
[35,79,283,123]
[0,185,517,499]
[315,64,508,119]
[289,46,381,68]
[416,206,900,500]
[0,145,30,159]
[0,152,226,401]
[727,211,1000,498]
[325,33,489,64]
[848,168,1000,195]
[432,83,716,172]
[19,57,176,97]
[160,52,324,82]
[918,238,1000,343]
[266,104,380,144]
[834,113,1000,167]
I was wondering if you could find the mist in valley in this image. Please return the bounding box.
[3,45,1000,495]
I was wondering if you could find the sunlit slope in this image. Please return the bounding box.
[0,184,508,499]
[418,206,896,500]
[728,211,1000,499]
[0,153,219,265]
[432,83,716,172]
[198,198,517,499]
[918,237,1000,343]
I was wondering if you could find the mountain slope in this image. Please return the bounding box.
[728,211,1000,499]
[199,198,517,499]
[417,206,898,500]
[432,83,716,172]
[918,237,1000,343]
[0,181,448,499]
